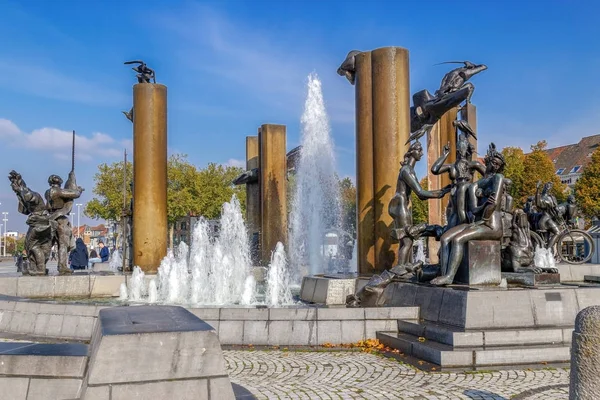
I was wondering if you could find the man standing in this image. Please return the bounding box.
[45,171,84,275]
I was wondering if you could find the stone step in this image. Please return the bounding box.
[0,340,88,378]
[397,320,571,348]
[377,331,571,368]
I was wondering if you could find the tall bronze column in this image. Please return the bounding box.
[355,52,375,273]
[353,47,410,274]
[371,47,410,272]
[132,83,168,273]
[259,124,287,262]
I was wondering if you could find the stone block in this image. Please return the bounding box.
[37,303,66,315]
[484,328,563,346]
[437,289,468,327]
[90,275,125,297]
[220,308,268,321]
[475,345,570,366]
[502,272,561,286]
[188,308,221,321]
[584,275,600,283]
[0,277,18,296]
[209,377,236,400]
[92,262,112,272]
[60,315,96,340]
[267,321,293,346]
[290,321,317,346]
[33,314,64,337]
[465,290,535,329]
[365,320,396,339]
[0,311,13,330]
[82,385,109,400]
[0,300,17,311]
[269,307,316,321]
[9,311,36,334]
[111,380,208,400]
[566,264,594,282]
[27,378,82,400]
[364,307,419,320]
[414,286,445,322]
[456,240,501,285]
[54,275,91,297]
[15,301,40,313]
[64,305,97,317]
[203,320,219,332]
[387,282,418,307]
[317,307,364,320]
[340,320,364,343]
[530,289,578,327]
[17,276,55,298]
[0,354,87,377]
[575,287,600,310]
[0,377,28,400]
[85,306,233,398]
[556,264,573,281]
[218,320,243,345]
[243,320,269,345]
[300,276,357,305]
[317,320,342,345]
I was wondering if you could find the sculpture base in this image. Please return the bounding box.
[300,275,358,305]
[455,240,501,285]
[502,272,561,287]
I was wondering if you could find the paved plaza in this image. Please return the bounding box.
[225,350,569,399]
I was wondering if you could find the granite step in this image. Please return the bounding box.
[377,331,570,368]
[397,320,571,348]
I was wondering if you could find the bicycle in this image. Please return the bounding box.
[530,218,594,265]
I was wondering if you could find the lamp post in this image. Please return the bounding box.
[76,204,83,239]
[1,212,7,257]
[69,212,75,227]
[0,224,2,258]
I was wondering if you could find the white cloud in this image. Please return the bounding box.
[226,158,245,168]
[0,118,127,161]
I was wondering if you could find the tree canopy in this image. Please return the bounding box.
[575,146,600,219]
[85,155,246,225]
[411,177,429,225]
[339,177,357,235]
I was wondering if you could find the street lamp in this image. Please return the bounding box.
[70,212,75,227]
[76,204,83,238]
[1,212,7,257]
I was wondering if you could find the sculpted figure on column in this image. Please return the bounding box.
[45,171,84,275]
[431,143,506,286]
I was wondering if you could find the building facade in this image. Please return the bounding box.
[544,134,600,189]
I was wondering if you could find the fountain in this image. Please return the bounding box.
[289,73,343,282]
[415,239,426,263]
[265,242,294,307]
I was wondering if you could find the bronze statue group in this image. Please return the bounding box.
[341,57,585,307]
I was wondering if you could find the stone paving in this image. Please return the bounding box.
[225,350,569,399]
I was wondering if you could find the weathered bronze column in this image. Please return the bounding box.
[371,47,410,272]
[245,136,261,235]
[259,124,287,262]
[132,83,167,273]
[427,107,457,262]
[355,52,375,273]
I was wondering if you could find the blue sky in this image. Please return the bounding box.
[1,0,600,232]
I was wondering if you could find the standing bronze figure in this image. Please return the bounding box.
[389,139,450,266]
[432,143,506,286]
[9,171,52,275]
[122,60,156,122]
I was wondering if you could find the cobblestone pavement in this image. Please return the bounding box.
[225,350,569,400]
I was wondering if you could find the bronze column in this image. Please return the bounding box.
[354,52,375,274]
[132,83,168,273]
[245,136,261,235]
[371,47,410,272]
[259,124,287,262]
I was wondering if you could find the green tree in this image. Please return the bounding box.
[339,177,357,236]
[522,141,567,205]
[502,147,526,205]
[195,163,246,219]
[411,177,429,224]
[85,161,133,221]
[575,146,600,219]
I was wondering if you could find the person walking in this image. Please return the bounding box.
[69,238,89,270]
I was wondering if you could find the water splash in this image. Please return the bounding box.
[289,73,342,282]
[415,240,426,263]
[119,283,128,301]
[128,266,147,302]
[266,242,294,306]
[534,246,556,269]
[109,249,122,272]
[148,279,158,303]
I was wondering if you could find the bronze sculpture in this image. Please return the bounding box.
[430,120,485,228]
[431,143,506,286]
[122,60,156,122]
[388,139,450,266]
[45,171,84,275]
[336,50,362,85]
[9,171,52,275]
[410,61,487,132]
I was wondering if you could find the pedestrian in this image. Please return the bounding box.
[89,247,98,259]
[88,241,109,268]
[69,238,89,270]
